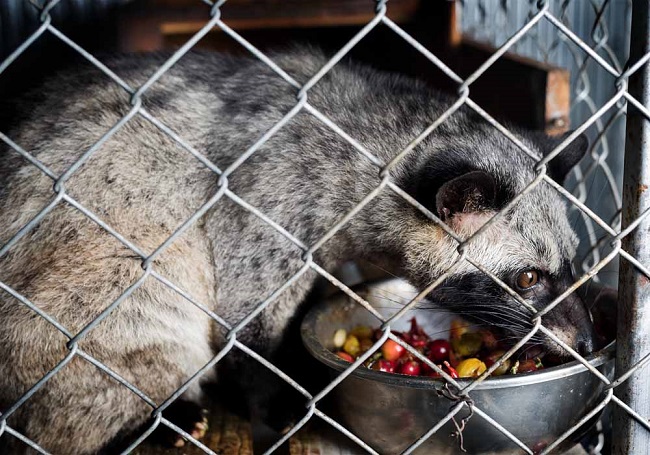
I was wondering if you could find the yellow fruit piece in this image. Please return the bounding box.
[456,358,487,378]
[451,332,483,357]
[350,325,373,339]
[343,335,360,357]
[359,337,374,353]
[333,329,347,348]
[450,319,470,340]
[491,358,512,376]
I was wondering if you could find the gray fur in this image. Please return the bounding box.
[0,48,592,453]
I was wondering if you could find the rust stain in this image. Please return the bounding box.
[638,184,648,194]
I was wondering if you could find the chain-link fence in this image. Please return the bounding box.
[0,0,648,454]
[459,0,630,290]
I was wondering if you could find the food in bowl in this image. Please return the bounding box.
[333,317,554,378]
[302,279,615,454]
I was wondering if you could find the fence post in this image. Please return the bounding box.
[612,0,650,453]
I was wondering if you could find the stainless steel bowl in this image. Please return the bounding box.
[301,279,614,454]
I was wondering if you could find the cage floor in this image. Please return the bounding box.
[131,403,250,454]
[131,401,372,454]
[131,403,589,455]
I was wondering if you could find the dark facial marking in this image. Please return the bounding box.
[426,272,538,341]
[425,265,597,355]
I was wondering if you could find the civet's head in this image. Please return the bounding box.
[399,126,596,357]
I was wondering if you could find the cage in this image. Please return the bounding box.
[0,0,648,454]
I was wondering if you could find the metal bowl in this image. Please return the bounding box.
[301,279,615,454]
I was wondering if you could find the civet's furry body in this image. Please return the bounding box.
[0,49,593,453]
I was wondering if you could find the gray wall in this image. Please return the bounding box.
[459,0,632,287]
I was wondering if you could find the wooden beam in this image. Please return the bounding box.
[117,0,420,52]
[160,12,406,35]
[453,38,571,135]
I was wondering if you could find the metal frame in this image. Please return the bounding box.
[613,0,650,452]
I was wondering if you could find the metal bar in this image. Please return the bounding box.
[542,391,614,455]
[261,407,315,455]
[314,408,380,455]
[613,1,650,452]
[159,417,218,455]
[401,402,466,455]
[611,395,650,433]
[3,426,51,455]
[119,413,162,455]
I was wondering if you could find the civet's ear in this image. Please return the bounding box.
[543,131,589,183]
[435,170,497,221]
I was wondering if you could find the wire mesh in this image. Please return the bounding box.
[0,0,647,454]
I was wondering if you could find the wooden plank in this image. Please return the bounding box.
[545,68,571,136]
[452,38,571,134]
[116,1,567,132]
[151,0,419,18]
[118,16,166,53]
[160,12,402,35]
[117,0,420,52]
[447,0,462,47]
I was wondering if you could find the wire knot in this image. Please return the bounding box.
[296,86,310,103]
[53,180,65,195]
[210,0,227,19]
[64,340,79,354]
[301,250,313,264]
[129,92,144,109]
[457,84,470,99]
[33,0,59,23]
[226,329,238,341]
[375,0,389,14]
[534,162,548,178]
[217,174,229,189]
[437,383,475,453]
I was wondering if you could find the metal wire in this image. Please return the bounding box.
[0,0,647,454]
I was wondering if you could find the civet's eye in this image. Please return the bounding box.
[516,270,539,290]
